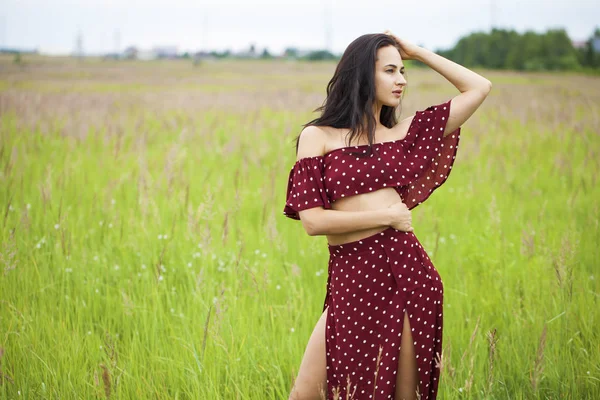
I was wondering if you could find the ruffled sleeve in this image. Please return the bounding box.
[283,156,332,220]
[397,99,461,210]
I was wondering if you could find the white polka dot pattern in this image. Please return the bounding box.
[282,100,460,220]
[323,227,444,399]
[283,156,332,220]
[282,101,458,398]
[397,101,460,210]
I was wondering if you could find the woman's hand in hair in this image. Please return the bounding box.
[387,201,414,232]
[383,30,420,60]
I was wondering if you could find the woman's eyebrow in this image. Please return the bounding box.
[384,64,405,70]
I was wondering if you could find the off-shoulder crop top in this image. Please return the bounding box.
[283,99,461,220]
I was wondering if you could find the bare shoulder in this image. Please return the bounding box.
[392,114,417,138]
[296,125,328,160]
[398,114,416,126]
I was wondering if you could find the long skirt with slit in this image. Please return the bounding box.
[323,226,444,400]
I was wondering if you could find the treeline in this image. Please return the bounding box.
[434,27,600,71]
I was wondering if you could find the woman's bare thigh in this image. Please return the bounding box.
[288,307,328,400]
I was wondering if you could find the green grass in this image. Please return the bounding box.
[0,57,599,399]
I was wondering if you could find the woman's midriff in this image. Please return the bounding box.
[326,187,405,246]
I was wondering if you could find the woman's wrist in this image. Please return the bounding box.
[412,47,432,63]
[379,208,394,227]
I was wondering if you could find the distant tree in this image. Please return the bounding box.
[578,27,600,69]
[438,28,585,71]
[210,50,231,59]
[261,48,273,59]
[284,47,298,58]
[304,50,337,61]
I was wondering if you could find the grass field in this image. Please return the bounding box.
[0,55,599,399]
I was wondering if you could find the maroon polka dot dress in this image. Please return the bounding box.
[283,100,460,400]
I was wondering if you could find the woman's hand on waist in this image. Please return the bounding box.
[387,201,413,232]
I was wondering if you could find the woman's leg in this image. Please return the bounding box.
[394,311,419,400]
[288,307,329,400]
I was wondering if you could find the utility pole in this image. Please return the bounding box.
[75,28,84,59]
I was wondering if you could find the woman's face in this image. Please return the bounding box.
[374,45,407,108]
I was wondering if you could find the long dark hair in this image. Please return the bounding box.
[295,33,403,157]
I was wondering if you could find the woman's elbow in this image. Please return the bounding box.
[482,79,492,94]
[298,210,324,236]
[301,218,321,236]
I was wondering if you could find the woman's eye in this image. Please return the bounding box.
[386,70,393,73]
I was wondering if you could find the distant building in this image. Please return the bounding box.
[593,37,600,52]
[572,38,600,53]
[153,46,178,59]
[283,47,318,58]
[234,44,260,59]
[123,46,138,59]
[193,51,216,61]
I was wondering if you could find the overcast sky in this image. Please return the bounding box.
[2,0,599,55]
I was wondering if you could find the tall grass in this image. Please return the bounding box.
[0,56,599,399]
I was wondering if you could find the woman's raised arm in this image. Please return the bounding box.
[385,31,492,136]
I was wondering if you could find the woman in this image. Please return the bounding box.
[283,32,491,400]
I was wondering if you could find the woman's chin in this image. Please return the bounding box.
[384,99,401,107]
